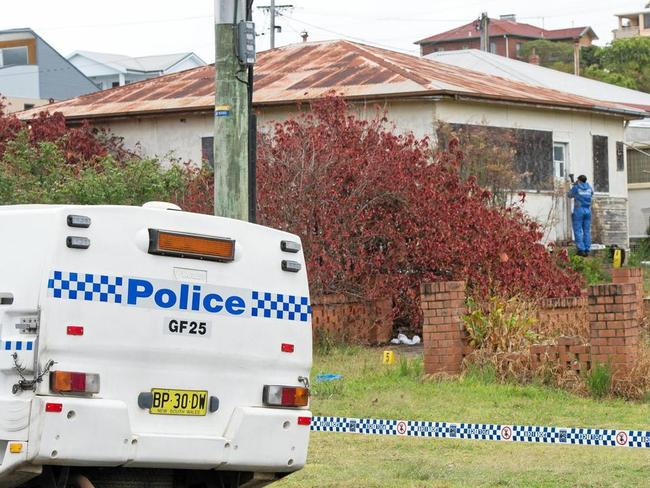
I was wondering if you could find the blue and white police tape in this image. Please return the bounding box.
[310,416,650,449]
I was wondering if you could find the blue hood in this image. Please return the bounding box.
[572,182,593,208]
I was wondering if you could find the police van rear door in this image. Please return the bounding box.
[38,205,311,439]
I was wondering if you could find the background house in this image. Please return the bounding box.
[414,15,597,59]
[0,28,98,113]
[67,51,206,90]
[428,48,650,240]
[614,2,650,39]
[19,40,644,248]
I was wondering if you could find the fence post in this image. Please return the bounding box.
[588,282,640,375]
[421,281,466,375]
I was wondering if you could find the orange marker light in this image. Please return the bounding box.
[149,229,235,262]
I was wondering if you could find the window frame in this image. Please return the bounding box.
[627,145,650,185]
[553,141,569,179]
[0,46,29,67]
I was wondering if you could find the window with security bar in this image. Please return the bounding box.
[627,147,650,184]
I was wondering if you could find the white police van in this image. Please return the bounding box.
[0,203,312,488]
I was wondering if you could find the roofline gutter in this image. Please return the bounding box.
[415,34,550,45]
[253,90,647,119]
[444,93,647,119]
[33,90,647,124]
[24,106,216,124]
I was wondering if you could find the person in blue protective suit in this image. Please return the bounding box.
[567,175,594,257]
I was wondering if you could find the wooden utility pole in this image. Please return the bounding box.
[270,0,276,49]
[214,0,250,221]
[573,41,580,76]
[257,2,293,48]
[478,12,490,52]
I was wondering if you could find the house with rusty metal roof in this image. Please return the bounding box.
[427,48,650,240]
[18,40,647,247]
[414,14,597,59]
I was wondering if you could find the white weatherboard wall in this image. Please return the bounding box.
[97,98,628,244]
[103,113,214,165]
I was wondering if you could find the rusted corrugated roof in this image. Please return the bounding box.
[18,40,645,121]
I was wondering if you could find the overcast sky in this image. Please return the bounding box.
[1,1,645,62]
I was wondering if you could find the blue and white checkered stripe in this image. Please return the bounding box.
[48,271,123,303]
[2,340,34,351]
[47,270,311,323]
[310,416,650,448]
[251,291,311,322]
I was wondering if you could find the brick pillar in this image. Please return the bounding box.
[611,268,645,321]
[588,283,640,375]
[420,281,466,375]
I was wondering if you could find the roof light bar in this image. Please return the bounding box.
[148,229,235,262]
[67,214,91,228]
[263,385,309,408]
[66,236,90,249]
[50,371,100,394]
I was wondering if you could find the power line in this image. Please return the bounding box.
[295,8,471,23]
[277,13,419,54]
[257,3,294,49]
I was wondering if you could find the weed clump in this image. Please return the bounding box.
[586,363,611,398]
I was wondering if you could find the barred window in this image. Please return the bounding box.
[627,147,650,184]
[592,135,609,192]
[201,137,214,169]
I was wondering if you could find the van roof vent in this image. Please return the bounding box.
[143,201,182,211]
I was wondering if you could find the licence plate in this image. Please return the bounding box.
[150,388,208,416]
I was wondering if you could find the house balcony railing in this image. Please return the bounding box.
[613,26,640,39]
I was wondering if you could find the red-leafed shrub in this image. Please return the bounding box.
[255,96,582,323]
[0,100,127,167]
[0,98,23,155]
[1,95,582,325]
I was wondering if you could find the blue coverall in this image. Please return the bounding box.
[567,182,594,253]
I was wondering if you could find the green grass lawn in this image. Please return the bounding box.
[277,346,650,487]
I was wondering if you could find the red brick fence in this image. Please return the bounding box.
[311,294,393,345]
[421,268,645,376]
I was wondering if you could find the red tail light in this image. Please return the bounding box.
[297,416,312,426]
[281,343,295,353]
[263,385,309,407]
[50,371,100,394]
